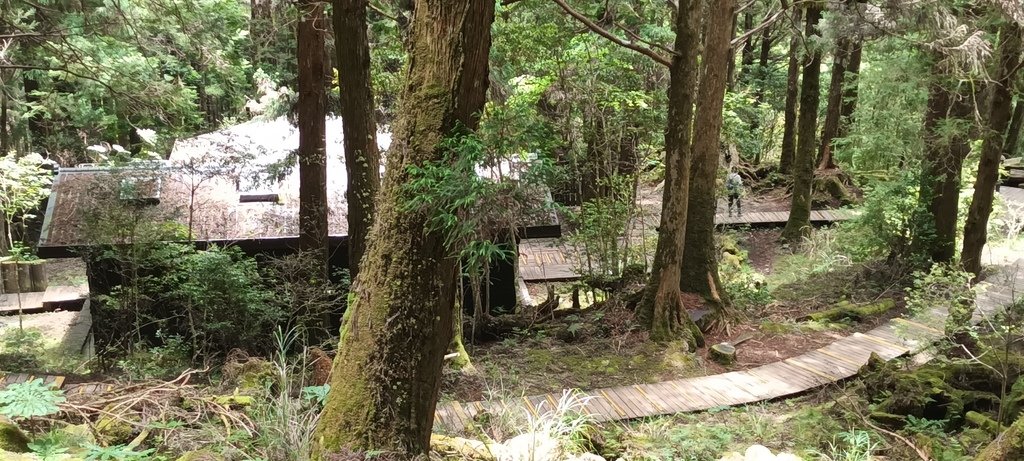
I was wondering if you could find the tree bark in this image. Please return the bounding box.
[962,22,1021,277]
[1,87,8,155]
[779,8,801,174]
[23,75,44,152]
[1006,98,1024,158]
[837,39,862,139]
[726,10,738,90]
[753,24,772,104]
[297,0,330,280]
[739,11,755,83]
[914,64,975,264]
[817,38,852,170]
[334,0,380,281]
[313,0,495,456]
[780,4,821,242]
[681,0,733,307]
[638,0,703,347]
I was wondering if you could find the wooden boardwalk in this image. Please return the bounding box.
[436,260,1022,431]
[519,208,857,282]
[714,209,858,227]
[0,283,89,316]
[0,372,65,389]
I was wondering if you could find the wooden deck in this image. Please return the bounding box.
[0,283,89,316]
[436,260,1023,431]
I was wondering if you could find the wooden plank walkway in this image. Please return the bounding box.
[0,283,89,316]
[520,209,857,282]
[436,260,1023,431]
[0,372,65,389]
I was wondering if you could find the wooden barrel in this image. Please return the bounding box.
[1,261,21,293]
[28,260,48,292]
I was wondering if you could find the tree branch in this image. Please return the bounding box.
[551,0,672,67]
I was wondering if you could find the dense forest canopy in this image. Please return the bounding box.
[0,0,1023,460]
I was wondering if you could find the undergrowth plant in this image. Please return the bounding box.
[813,430,879,461]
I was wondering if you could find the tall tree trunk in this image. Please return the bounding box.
[334,0,380,281]
[817,38,852,170]
[837,40,862,139]
[23,75,44,152]
[779,9,801,174]
[962,22,1021,276]
[638,0,703,347]
[753,25,772,104]
[914,65,975,264]
[681,0,734,310]
[0,87,8,155]
[250,0,273,69]
[313,0,495,456]
[297,0,330,280]
[1006,98,1024,158]
[726,10,738,90]
[739,11,755,83]
[781,4,822,242]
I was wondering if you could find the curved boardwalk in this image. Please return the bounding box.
[435,259,1023,431]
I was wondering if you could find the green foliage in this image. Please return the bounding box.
[0,379,66,419]
[82,443,155,461]
[0,153,55,251]
[160,245,282,358]
[905,263,974,316]
[301,385,330,407]
[567,175,639,278]
[0,328,45,373]
[813,430,880,461]
[834,41,929,171]
[3,0,255,160]
[838,171,923,263]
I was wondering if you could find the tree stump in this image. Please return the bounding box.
[1,261,20,293]
[28,260,47,292]
[709,342,737,365]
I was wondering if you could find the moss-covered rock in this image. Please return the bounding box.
[221,352,277,395]
[95,410,137,446]
[858,354,1004,430]
[0,417,30,453]
[176,449,221,461]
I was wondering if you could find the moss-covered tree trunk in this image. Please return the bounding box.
[913,62,975,264]
[334,0,380,281]
[780,4,822,243]
[638,0,702,347]
[680,0,733,308]
[313,0,494,457]
[962,22,1021,277]
[779,9,801,175]
[297,0,329,279]
[975,412,1024,461]
[1006,98,1023,159]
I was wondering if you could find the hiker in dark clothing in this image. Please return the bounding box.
[726,171,743,217]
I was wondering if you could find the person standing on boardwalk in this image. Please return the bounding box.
[726,171,743,217]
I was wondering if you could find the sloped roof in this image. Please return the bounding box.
[38,116,558,253]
